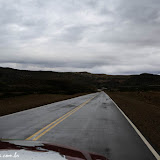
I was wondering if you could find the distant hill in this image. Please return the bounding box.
[0,67,160,98]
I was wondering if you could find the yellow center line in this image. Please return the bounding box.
[26,102,83,140]
[26,95,96,141]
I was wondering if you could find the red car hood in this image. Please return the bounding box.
[0,140,108,160]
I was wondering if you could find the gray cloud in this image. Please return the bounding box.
[0,0,160,74]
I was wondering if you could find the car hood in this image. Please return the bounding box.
[0,140,108,160]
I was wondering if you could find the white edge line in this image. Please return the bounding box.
[108,96,160,160]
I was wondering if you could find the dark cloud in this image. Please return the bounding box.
[0,0,160,74]
[117,0,160,24]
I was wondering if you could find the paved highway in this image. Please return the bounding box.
[0,92,159,160]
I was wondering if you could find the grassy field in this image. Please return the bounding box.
[0,93,87,116]
[106,91,160,153]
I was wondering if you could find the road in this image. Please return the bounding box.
[0,92,158,160]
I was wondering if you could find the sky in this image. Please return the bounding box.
[0,0,160,75]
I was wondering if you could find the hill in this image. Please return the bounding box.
[0,67,160,98]
[0,67,97,98]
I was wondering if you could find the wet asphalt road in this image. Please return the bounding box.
[0,92,158,160]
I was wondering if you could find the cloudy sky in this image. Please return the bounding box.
[0,0,160,74]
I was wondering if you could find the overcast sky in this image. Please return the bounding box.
[0,0,160,74]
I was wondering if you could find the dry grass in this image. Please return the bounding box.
[107,91,160,153]
[0,93,86,116]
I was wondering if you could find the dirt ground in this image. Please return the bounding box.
[0,93,87,117]
[107,91,160,153]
